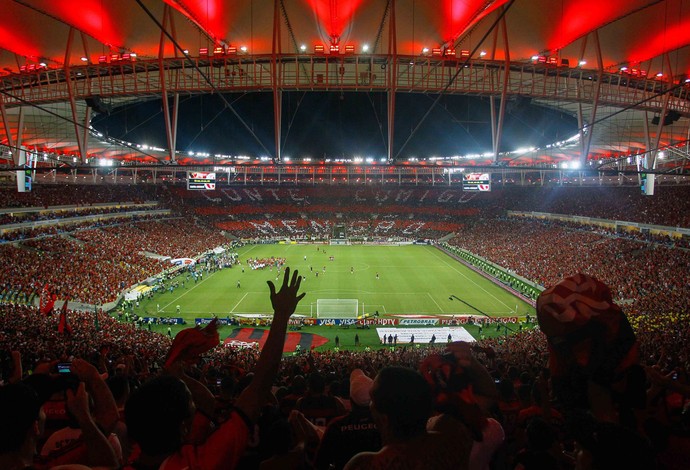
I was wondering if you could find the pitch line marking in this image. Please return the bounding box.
[229,293,248,313]
[428,249,514,311]
[161,270,218,311]
[427,293,445,313]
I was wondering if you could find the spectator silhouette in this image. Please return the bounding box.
[315,369,381,470]
[345,366,470,469]
[125,268,305,469]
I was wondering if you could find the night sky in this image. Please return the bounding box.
[92,91,578,160]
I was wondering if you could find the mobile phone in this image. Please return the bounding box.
[57,362,72,374]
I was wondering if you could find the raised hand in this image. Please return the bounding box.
[66,382,92,422]
[267,267,305,321]
[70,357,101,383]
[235,267,306,423]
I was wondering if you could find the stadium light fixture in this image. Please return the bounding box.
[80,56,88,62]
[240,46,248,53]
[422,47,429,55]
[300,44,307,52]
[362,44,369,52]
[479,51,487,57]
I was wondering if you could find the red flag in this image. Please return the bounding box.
[57,299,72,335]
[164,318,219,368]
[40,284,56,316]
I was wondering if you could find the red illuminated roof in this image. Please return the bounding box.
[0,0,689,168]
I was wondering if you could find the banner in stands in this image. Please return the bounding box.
[142,317,185,325]
[170,258,196,266]
[195,318,233,326]
[317,318,359,326]
[399,318,438,326]
[224,340,258,349]
[187,172,216,190]
[289,318,317,326]
[439,316,519,325]
[316,318,399,326]
[376,327,475,343]
[463,173,491,192]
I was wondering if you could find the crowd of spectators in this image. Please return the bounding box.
[0,184,161,208]
[447,218,690,316]
[0,181,688,468]
[214,217,461,240]
[0,181,686,317]
[166,183,690,228]
[499,185,690,227]
[2,182,690,228]
[0,213,169,243]
[0,279,688,469]
[0,205,162,227]
[0,218,227,305]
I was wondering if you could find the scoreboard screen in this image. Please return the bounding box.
[187,172,216,190]
[462,173,491,192]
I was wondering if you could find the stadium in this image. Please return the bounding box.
[0,1,689,469]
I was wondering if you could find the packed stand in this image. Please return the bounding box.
[447,218,690,316]
[0,183,161,209]
[1,268,689,469]
[0,218,228,305]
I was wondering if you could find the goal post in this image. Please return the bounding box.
[313,299,359,319]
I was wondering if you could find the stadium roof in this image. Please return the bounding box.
[1,0,690,172]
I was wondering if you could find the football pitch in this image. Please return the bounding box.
[134,244,535,321]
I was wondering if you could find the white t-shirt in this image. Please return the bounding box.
[469,418,505,470]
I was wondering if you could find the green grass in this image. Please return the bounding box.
[125,244,535,345]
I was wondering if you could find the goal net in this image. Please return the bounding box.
[313,299,359,318]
